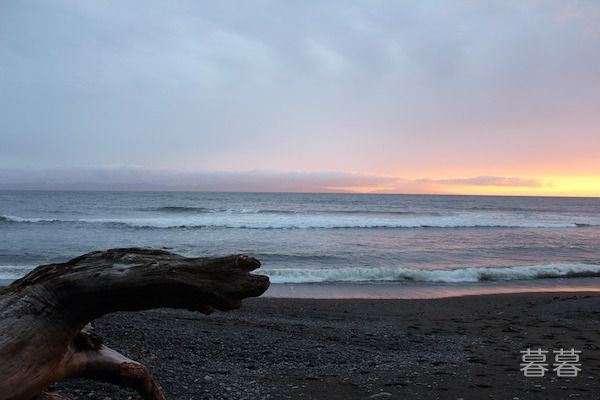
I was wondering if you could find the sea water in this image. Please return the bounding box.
[1,191,599,297]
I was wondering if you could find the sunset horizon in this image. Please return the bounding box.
[1,167,599,197]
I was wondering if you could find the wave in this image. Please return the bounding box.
[0,215,62,224]
[0,265,35,280]
[255,253,341,262]
[143,206,211,213]
[140,207,305,215]
[468,206,565,213]
[308,210,444,216]
[1,213,597,230]
[105,218,586,230]
[141,207,440,216]
[142,206,299,215]
[260,263,600,284]
[3,263,600,284]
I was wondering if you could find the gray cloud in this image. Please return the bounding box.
[0,167,396,192]
[1,1,599,177]
[0,167,548,193]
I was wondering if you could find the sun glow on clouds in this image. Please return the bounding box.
[1,167,599,196]
[337,176,600,197]
[431,176,600,197]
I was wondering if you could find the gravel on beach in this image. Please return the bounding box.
[52,292,600,399]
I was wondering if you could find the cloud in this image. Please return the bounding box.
[0,1,599,176]
[416,176,544,187]
[0,167,396,192]
[0,167,549,193]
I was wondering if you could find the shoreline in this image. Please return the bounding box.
[3,277,600,299]
[265,278,600,299]
[50,292,600,399]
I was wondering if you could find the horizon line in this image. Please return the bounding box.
[1,188,598,200]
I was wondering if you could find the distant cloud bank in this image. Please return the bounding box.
[0,167,546,194]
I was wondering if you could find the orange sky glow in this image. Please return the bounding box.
[331,176,600,197]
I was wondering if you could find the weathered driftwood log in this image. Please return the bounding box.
[0,248,269,400]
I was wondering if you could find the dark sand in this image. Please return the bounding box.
[52,292,600,399]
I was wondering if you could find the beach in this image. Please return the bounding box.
[51,292,600,399]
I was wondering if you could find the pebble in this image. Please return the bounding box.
[369,393,392,398]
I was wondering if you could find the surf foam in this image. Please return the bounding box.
[0,213,592,229]
[261,263,600,283]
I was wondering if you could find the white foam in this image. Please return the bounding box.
[2,212,592,229]
[0,265,35,280]
[4,263,600,285]
[0,215,61,223]
[260,263,600,284]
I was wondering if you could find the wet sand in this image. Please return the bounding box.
[51,292,600,399]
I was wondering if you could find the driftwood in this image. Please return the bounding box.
[0,248,269,400]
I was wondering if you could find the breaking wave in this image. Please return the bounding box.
[140,207,441,216]
[143,206,211,213]
[0,215,62,223]
[261,263,600,283]
[1,214,595,230]
[5,263,600,284]
[0,265,36,280]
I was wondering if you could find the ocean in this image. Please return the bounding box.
[1,191,600,297]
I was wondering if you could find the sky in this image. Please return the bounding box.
[1,0,599,196]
